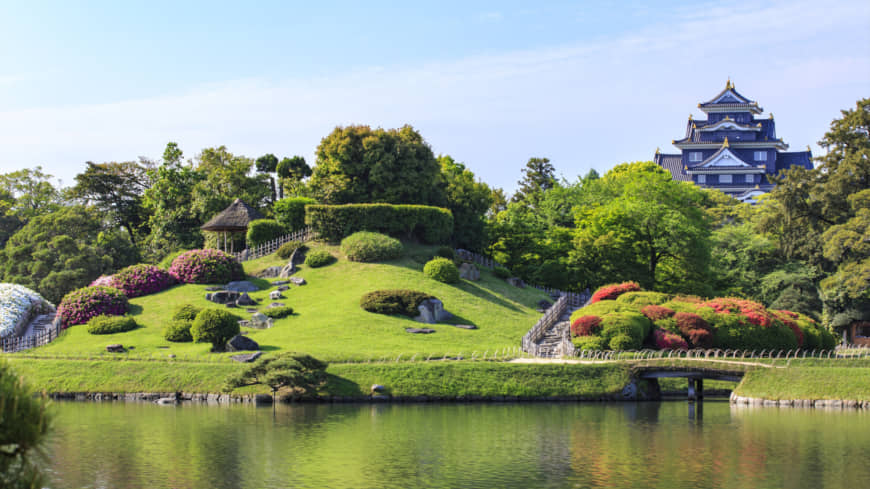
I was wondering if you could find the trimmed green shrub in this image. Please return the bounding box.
[423,257,460,283]
[340,232,403,262]
[360,290,433,317]
[436,246,455,260]
[246,219,286,248]
[263,306,294,319]
[609,333,640,350]
[191,309,241,351]
[616,291,671,307]
[569,301,636,324]
[277,240,306,260]
[305,250,334,268]
[273,197,317,231]
[172,304,202,322]
[86,315,137,335]
[164,320,193,342]
[572,335,606,351]
[493,266,511,279]
[599,312,652,345]
[305,204,453,243]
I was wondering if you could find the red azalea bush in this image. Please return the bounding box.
[111,264,175,298]
[653,328,688,350]
[641,305,675,321]
[590,282,641,303]
[701,297,775,327]
[675,312,713,348]
[168,249,245,284]
[57,286,129,326]
[571,315,602,337]
[772,310,804,347]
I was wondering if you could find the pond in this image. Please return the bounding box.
[46,401,870,489]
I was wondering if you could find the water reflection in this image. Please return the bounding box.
[46,401,870,489]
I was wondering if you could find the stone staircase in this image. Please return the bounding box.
[533,305,580,358]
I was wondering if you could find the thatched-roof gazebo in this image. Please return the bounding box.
[201,198,265,253]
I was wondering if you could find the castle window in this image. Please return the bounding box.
[720,174,733,184]
[754,151,767,161]
[745,174,753,183]
[697,174,706,184]
[689,152,703,162]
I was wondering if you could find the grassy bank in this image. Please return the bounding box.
[734,367,870,401]
[6,357,631,399]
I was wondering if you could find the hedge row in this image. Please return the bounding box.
[306,204,453,243]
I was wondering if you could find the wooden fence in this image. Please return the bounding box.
[232,227,315,262]
[1,316,62,353]
[521,295,569,357]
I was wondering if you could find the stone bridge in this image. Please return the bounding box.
[632,363,751,401]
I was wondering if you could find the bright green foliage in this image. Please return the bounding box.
[276,156,312,197]
[246,219,286,248]
[171,304,201,321]
[309,125,446,206]
[438,155,492,250]
[304,250,334,268]
[262,306,294,319]
[424,257,460,283]
[223,352,328,397]
[0,166,64,222]
[306,203,453,244]
[360,290,433,317]
[341,232,403,262]
[572,335,606,351]
[255,154,279,173]
[1,205,138,303]
[710,220,780,298]
[608,334,638,350]
[0,360,51,489]
[86,315,138,335]
[276,240,305,260]
[273,197,316,231]
[570,162,712,293]
[163,320,193,342]
[191,146,271,220]
[511,157,555,207]
[598,312,652,347]
[70,161,150,245]
[615,291,672,307]
[191,309,240,352]
[761,264,822,319]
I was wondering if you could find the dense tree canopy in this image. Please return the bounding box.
[438,155,492,250]
[70,161,151,244]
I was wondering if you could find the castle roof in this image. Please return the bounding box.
[698,80,763,114]
[653,153,690,182]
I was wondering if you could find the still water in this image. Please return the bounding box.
[46,401,870,489]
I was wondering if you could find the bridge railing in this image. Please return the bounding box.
[572,346,870,368]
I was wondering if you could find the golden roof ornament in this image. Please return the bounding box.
[769,113,774,119]
[807,145,811,152]
[723,136,730,148]
[726,78,734,90]
[688,114,693,121]
[655,147,661,154]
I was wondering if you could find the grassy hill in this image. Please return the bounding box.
[22,242,549,363]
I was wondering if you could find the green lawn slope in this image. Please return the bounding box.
[19,243,549,363]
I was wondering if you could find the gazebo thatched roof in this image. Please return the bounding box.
[200,198,265,232]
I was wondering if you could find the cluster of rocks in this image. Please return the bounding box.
[458,263,480,281]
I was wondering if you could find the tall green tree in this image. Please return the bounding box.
[191,146,271,219]
[276,156,312,198]
[0,166,65,224]
[255,153,279,202]
[438,155,492,250]
[70,161,151,244]
[309,125,445,205]
[511,157,555,206]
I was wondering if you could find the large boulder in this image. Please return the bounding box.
[236,293,256,306]
[205,290,239,305]
[230,351,262,363]
[414,298,452,324]
[269,290,283,300]
[226,281,260,293]
[289,277,306,286]
[458,263,480,281]
[248,313,273,329]
[106,344,125,353]
[257,267,282,278]
[279,262,296,278]
[226,334,260,352]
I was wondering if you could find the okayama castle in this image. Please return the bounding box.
[654,80,813,203]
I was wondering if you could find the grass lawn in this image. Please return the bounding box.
[734,366,870,400]
[15,242,549,363]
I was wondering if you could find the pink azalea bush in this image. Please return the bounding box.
[89,275,116,288]
[168,249,245,284]
[111,264,175,298]
[653,328,688,350]
[57,286,129,326]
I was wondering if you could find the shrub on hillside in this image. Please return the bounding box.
[569,301,636,325]
[700,297,776,327]
[86,315,137,335]
[304,250,335,268]
[158,249,190,270]
[493,266,511,279]
[172,304,202,322]
[599,312,652,346]
[273,197,317,231]
[305,203,453,244]
[263,306,294,319]
[436,246,455,260]
[360,290,433,317]
[191,309,240,351]
[616,291,671,307]
[111,264,174,298]
[423,257,460,283]
[246,219,286,248]
[653,328,688,350]
[590,282,641,303]
[572,335,606,351]
[609,333,640,350]
[641,305,675,321]
[570,315,602,337]
[341,232,403,262]
[164,319,193,342]
[674,312,713,348]
[57,286,129,326]
[277,240,306,260]
[169,249,244,284]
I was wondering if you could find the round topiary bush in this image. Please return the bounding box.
[340,232,403,263]
[191,309,240,351]
[423,257,460,283]
[172,304,202,322]
[111,264,175,298]
[305,250,335,268]
[360,290,433,317]
[572,335,606,351]
[164,319,193,342]
[168,249,245,284]
[674,312,713,348]
[616,291,671,307]
[262,306,294,319]
[57,286,129,326]
[277,240,306,260]
[246,219,287,248]
[590,282,642,303]
[641,305,676,321]
[493,266,511,279]
[570,315,602,337]
[653,328,688,350]
[436,246,455,260]
[86,315,137,335]
[609,333,640,350]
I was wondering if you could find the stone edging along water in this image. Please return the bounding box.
[730,393,870,409]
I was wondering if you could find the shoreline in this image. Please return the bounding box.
[730,393,870,409]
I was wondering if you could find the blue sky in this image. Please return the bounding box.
[1,0,868,192]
